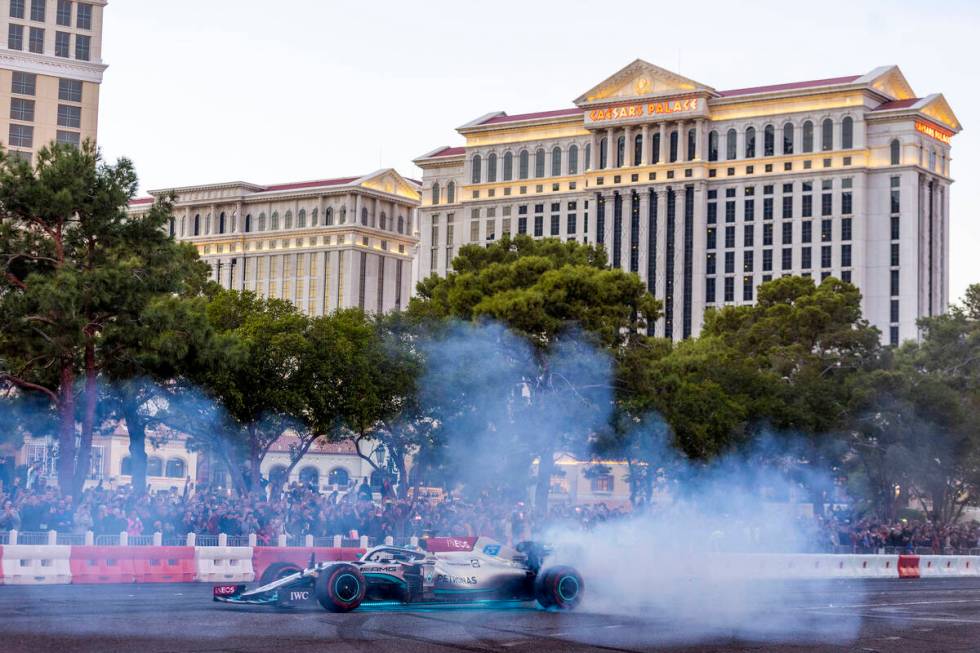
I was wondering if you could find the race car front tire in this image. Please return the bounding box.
[535,566,584,610]
[315,564,367,613]
[259,562,304,586]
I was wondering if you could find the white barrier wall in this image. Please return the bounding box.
[1,545,72,585]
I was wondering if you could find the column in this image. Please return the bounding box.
[638,190,650,282]
[606,127,615,169]
[695,119,704,161]
[659,122,667,164]
[676,121,686,162]
[691,182,707,336]
[624,126,634,167]
[640,125,650,165]
[621,192,632,269]
[655,188,668,336]
[590,131,600,171]
[603,193,614,248]
[736,129,745,161]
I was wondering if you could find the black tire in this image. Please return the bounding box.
[315,564,367,613]
[259,562,303,586]
[535,566,584,610]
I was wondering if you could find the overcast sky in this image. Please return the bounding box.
[98,0,979,301]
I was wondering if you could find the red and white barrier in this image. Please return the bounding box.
[2,545,72,584]
[194,546,254,583]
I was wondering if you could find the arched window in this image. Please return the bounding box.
[269,465,287,487]
[634,135,643,166]
[568,145,579,174]
[298,209,306,228]
[258,212,266,231]
[687,128,696,161]
[598,138,608,169]
[271,212,280,230]
[616,136,625,167]
[821,118,834,151]
[360,207,369,225]
[890,139,900,165]
[783,122,794,155]
[147,456,163,478]
[244,214,252,233]
[763,124,775,156]
[168,218,175,237]
[651,133,660,164]
[218,212,226,234]
[726,129,737,160]
[380,211,387,230]
[179,216,186,237]
[193,214,201,236]
[284,210,293,229]
[311,207,318,226]
[471,154,482,184]
[707,131,719,162]
[519,150,529,179]
[534,148,545,178]
[841,117,853,149]
[327,467,350,487]
[397,215,405,234]
[432,183,440,205]
[299,466,319,489]
[552,146,562,176]
[322,207,331,226]
[802,121,814,153]
[339,207,347,224]
[669,130,678,162]
[487,152,497,183]
[929,148,937,170]
[744,127,756,158]
[370,470,385,489]
[446,181,455,204]
[503,152,513,181]
[121,457,132,476]
[165,458,185,479]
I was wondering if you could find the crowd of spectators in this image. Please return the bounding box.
[0,478,628,544]
[2,478,979,553]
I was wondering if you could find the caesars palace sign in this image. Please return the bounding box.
[586,97,703,126]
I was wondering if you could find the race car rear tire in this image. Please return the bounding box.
[315,564,367,613]
[535,566,583,610]
[259,562,303,586]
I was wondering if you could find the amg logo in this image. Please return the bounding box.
[290,591,311,601]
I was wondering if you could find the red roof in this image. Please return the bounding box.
[430,146,466,158]
[481,108,583,125]
[874,98,921,111]
[717,75,862,98]
[129,197,154,206]
[263,177,360,192]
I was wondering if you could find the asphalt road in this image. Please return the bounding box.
[2,579,980,652]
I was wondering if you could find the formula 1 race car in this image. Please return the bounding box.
[212,537,584,613]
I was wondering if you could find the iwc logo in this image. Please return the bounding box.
[633,77,652,96]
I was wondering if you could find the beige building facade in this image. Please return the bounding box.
[129,170,421,315]
[415,60,961,345]
[0,0,106,161]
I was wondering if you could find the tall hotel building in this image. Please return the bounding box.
[415,60,961,344]
[128,171,420,316]
[0,0,105,161]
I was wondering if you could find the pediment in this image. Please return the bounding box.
[575,59,714,106]
[919,94,962,132]
[866,66,916,100]
[358,169,421,201]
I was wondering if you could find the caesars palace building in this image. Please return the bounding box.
[415,60,961,344]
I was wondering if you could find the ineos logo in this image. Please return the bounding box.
[290,591,311,601]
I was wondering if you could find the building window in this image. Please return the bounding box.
[519,150,530,179]
[56,130,79,147]
[8,24,23,50]
[55,31,71,57]
[503,152,513,181]
[30,0,44,21]
[28,26,43,53]
[783,122,794,155]
[10,0,24,18]
[446,181,455,204]
[552,146,562,176]
[616,137,625,167]
[743,276,754,301]
[841,117,854,149]
[58,104,81,128]
[9,124,33,148]
[744,126,756,158]
[591,474,614,493]
[890,176,901,213]
[76,2,92,29]
[724,277,735,302]
[632,134,642,166]
[146,457,163,478]
[599,138,608,169]
[841,244,852,268]
[431,183,440,205]
[763,124,775,156]
[567,145,578,175]
[890,139,900,165]
[726,128,737,160]
[535,148,546,177]
[485,152,497,183]
[650,133,660,164]
[707,130,719,162]
[669,130,678,162]
[471,154,481,184]
[802,120,814,153]
[821,118,833,151]
[687,128,696,161]
[10,97,34,122]
[75,33,90,60]
[890,269,900,296]
[165,458,186,479]
[57,0,72,25]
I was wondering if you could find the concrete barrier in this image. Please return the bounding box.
[194,546,254,583]
[69,546,136,584]
[1,545,72,585]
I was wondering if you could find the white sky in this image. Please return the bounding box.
[99,0,979,301]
